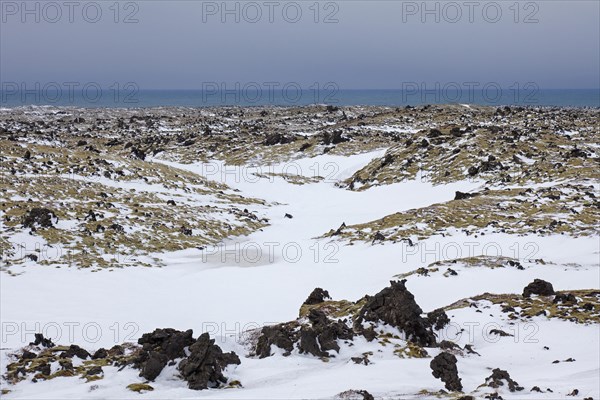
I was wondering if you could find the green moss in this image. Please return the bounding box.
[445,290,600,324]
[299,298,367,320]
[127,383,154,393]
[394,342,429,358]
[324,183,599,243]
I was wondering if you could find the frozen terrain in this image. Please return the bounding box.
[0,105,598,399]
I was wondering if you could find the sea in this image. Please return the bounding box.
[0,88,598,109]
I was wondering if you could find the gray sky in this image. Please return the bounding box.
[1,1,599,89]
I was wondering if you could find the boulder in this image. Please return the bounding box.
[178,333,241,390]
[255,324,296,358]
[430,352,462,391]
[356,280,435,347]
[484,368,523,392]
[22,208,57,229]
[304,288,331,305]
[523,279,555,297]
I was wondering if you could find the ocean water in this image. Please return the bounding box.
[0,88,598,108]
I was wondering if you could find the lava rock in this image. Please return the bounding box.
[523,279,555,297]
[484,368,524,392]
[92,348,108,359]
[108,223,124,233]
[372,231,385,242]
[439,340,461,351]
[139,351,169,381]
[178,333,241,390]
[255,324,297,358]
[553,293,577,304]
[21,350,37,360]
[430,352,463,392]
[298,327,328,358]
[357,280,435,347]
[60,345,91,360]
[454,191,477,200]
[86,366,103,376]
[426,308,451,331]
[299,309,354,357]
[138,328,194,360]
[265,133,294,146]
[304,288,331,305]
[131,147,146,160]
[323,130,349,145]
[22,208,58,229]
[134,328,195,381]
[29,333,54,348]
[335,389,374,400]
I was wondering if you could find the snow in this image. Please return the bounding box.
[1,150,598,399]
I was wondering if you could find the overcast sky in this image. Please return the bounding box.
[1,1,599,89]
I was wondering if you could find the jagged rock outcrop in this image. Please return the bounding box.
[484,368,524,392]
[356,280,436,346]
[430,352,463,392]
[254,323,298,358]
[304,288,331,305]
[178,333,241,390]
[298,309,353,357]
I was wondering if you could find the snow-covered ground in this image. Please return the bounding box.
[1,150,598,399]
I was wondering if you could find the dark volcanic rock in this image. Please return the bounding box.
[22,350,37,359]
[131,147,146,160]
[430,352,462,392]
[484,368,523,392]
[298,327,328,357]
[138,328,194,361]
[336,389,374,400]
[92,348,108,359]
[265,133,294,146]
[323,130,349,145]
[255,324,297,358]
[356,280,436,347]
[60,345,91,360]
[140,351,169,381]
[178,332,241,390]
[439,340,461,351]
[426,308,451,331]
[454,191,478,200]
[135,328,195,381]
[299,309,354,357]
[553,293,577,304]
[85,366,103,376]
[304,288,331,305]
[29,333,54,348]
[523,279,555,297]
[22,208,57,229]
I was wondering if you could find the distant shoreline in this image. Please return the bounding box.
[1,88,599,109]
